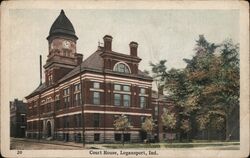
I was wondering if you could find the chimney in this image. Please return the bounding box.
[103,35,113,51]
[76,53,83,65]
[129,41,138,57]
[40,55,42,85]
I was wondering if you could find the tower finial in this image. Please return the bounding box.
[60,9,65,14]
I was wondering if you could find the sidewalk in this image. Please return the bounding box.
[12,138,108,149]
[12,138,84,148]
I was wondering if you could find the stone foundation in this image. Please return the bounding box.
[26,130,142,143]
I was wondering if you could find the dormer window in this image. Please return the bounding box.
[114,62,130,74]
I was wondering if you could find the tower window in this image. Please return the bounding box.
[48,74,53,85]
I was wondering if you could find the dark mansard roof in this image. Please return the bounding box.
[47,10,78,40]
[58,48,152,82]
[27,48,152,98]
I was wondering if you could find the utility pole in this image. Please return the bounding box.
[39,55,42,86]
[38,55,42,141]
[155,79,160,143]
[80,63,85,148]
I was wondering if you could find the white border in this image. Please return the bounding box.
[1,1,249,158]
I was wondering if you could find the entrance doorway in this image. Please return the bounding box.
[140,130,147,142]
[47,121,52,137]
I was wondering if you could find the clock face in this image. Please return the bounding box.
[63,40,70,48]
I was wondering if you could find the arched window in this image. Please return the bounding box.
[113,62,131,74]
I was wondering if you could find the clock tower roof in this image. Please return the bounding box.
[47,10,78,40]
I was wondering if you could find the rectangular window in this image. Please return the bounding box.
[47,103,51,112]
[64,88,70,95]
[40,120,43,130]
[114,84,121,91]
[163,107,167,113]
[66,116,69,128]
[58,117,62,128]
[140,88,146,94]
[140,97,147,108]
[74,83,81,91]
[141,116,145,124]
[34,107,37,115]
[127,115,132,125]
[155,106,158,116]
[114,94,121,106]
[74,93,81,106]
[123,95,130,107]
[34,121,37,130]
[48,75,53,85]
[74,114,81,127]
[40,105,44,114]
[94,133,100,141]
[63,88,70,108]
[93,82,100,89]
[93,113,100,127]
[93,92,100,105]
[123,85,130,91]
[64,97,70,108]
[115,133,122,141]
[63,116,67,128]
[21,115,25,122]
[124,133,131,142]
[62,116,69,128]
[55,100,60,110]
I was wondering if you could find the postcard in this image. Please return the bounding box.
[1,0,249,157]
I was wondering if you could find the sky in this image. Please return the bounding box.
[8,9,239,101]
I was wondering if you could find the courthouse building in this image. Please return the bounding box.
[25,10,172,143]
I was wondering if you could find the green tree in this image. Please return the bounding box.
[184,35,239,140]
[180,119,192,141]
[147,35,239,141]
[161,110,177,143]
[184,35,225,140]
[165,68,193,141]
[141,117,155,142]
[149,60,168,93]
[113,114,132,145]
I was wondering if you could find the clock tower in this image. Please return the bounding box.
[44,10,83,86]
